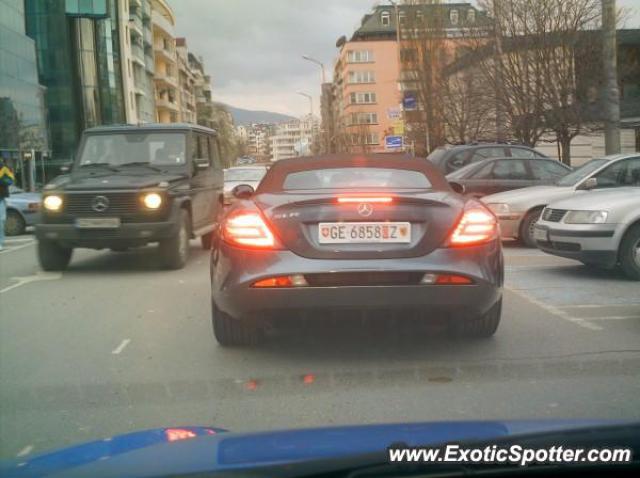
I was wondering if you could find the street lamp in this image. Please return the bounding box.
[302,55,326,83]
[296,91,313,118]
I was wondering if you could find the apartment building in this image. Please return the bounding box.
[271,116,319,162]
[150,0,179,123]
[176,38,196,123]
[244,123,275,161]
[119,0,156,123]
[333,11,400,153]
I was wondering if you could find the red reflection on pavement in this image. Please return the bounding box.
[245,379,259,391]
[302,374,315,385]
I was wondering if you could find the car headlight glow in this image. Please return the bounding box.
[142,192,163,209]
[43,195,63,211]
[564,210,608,224]
[487,203,510,215]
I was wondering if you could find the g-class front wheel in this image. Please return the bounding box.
[37,240,73,271]
[159,209,190,270]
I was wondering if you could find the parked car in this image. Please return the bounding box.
[4,185,41,236]
[534,187,640,280]
[210,154,503,346]
[223,165,269,205]
[482,153,640,247]
[446,157,571,197]
[427,143,549,174]
[36,123,224,271]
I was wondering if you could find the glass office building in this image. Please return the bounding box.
[0,0,49,182]
[25,0,125,163]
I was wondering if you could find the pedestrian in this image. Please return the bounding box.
[0,159,16,251]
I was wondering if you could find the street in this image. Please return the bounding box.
[1,235,640,460]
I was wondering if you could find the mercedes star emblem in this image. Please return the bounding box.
[91,195,110,213]
[357,203,373,217]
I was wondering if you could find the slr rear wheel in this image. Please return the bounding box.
[455,298,502,338]
[212,302,262,346]
[38,240,72,271]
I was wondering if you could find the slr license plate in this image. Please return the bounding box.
[75,217,121,229]
[318,222,411,244]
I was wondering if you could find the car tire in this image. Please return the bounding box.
[37,240,72,271]
[619,225,640,281]
[520,208,543,248]
[455,298,502,338]
[5,210,26,236]
[201,232,213,250]
[212,301,262,346]
[159,209,190,270]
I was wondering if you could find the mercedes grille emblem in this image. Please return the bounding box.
[357,203,373,217]
[91,195,110,213]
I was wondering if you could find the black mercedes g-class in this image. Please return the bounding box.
[36,123,224,270]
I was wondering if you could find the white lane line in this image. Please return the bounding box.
[506,286,603,331]
[556,304,640,309]
[112,338,131,355]
[0,272,62,294]
[582,315,640,321]
[5,237,35,243]
[0,241,36,255]
[16,445,33,457]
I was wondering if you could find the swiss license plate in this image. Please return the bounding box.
[76,217,121,229]
[318,222,411,244]
[533,227,548,242]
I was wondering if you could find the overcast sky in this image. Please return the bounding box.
[168,0,640,118]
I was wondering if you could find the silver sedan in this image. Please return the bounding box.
[482,153,640,247]
[534,187,640,280]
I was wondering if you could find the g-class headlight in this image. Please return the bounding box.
[142,192,163,209]
[43,195,63,211]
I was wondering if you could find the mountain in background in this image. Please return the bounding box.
[223,104,297,126]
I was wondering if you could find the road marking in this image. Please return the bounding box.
[112,338,131,355]
[0,272,62,294]
[506,286,603,331]
[0,240,36,255]
[557,304,640,309]
[581,315,640,321]
[16,445,33,457]
[5,237,35,243]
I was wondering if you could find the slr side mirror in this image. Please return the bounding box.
[232,184,255,199]
[449,181,466,195]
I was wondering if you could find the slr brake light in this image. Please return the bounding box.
[337,196,393,204]
[449,204,497,247]
[222,211,276,248]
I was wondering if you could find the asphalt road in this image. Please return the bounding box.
[1,235,640,460]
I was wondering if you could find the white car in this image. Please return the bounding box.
[534,188,640,280]
[482,153,640,246]
[223,165,269,205]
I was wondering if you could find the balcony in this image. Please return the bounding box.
[143,26,153,46]
[145,55,155,74]
[131,44,145,66]
[152,10,175,37]
[154,44,176,64]
[155,72,178,88]
[156,96,179,112]
[129,15,143,37]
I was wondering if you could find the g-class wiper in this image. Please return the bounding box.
[78,163,120,172]
[118,162,164,173]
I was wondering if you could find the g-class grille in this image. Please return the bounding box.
[63,193,140,215]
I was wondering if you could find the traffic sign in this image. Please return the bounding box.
[385,136,403,149]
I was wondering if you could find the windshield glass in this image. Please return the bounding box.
[446,161,481,179]
[555,158,608,186]
[224,168,266,182]
[78,132,187,167]
[426,147,448,162]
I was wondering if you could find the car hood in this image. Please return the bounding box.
[545,187,640,211]
[1,420,623,478]
[223,180,261,193]
[6,192,41,204]
[57,172,187,191]
[482,185,575,209]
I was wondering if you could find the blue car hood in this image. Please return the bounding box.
[1,420,623,478]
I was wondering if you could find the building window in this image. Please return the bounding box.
[416,10,424,24]
[348,71,375,84]
[450,9,459,25]
[348,112,378,125]
[398,11,406,26]
[347,50,374,63]
[381,11,391,26]
[400,48,417,63]
[350,133,379,145]
[467,9,476,23]
[349,92,377,104]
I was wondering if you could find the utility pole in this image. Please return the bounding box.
[602,0,620,154]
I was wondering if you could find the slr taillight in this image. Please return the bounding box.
[448,204,498,247]
[222,211,277,249]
